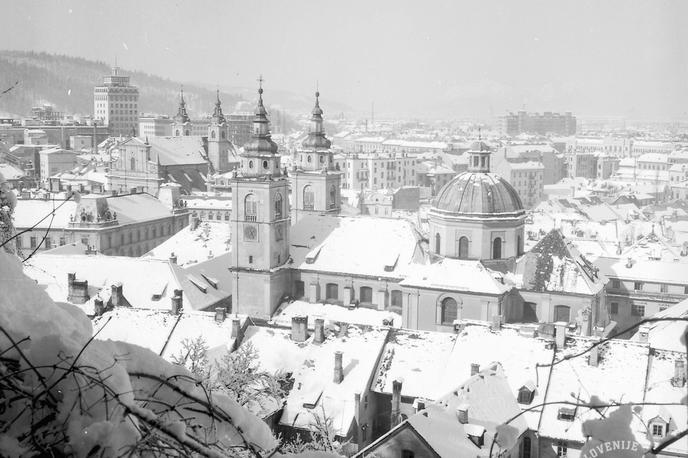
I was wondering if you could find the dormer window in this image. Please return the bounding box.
[517,382,536,404]
[558,407,575,421]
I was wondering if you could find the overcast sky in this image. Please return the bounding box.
[5,0,688,119]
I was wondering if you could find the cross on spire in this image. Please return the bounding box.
[257,74,264,95]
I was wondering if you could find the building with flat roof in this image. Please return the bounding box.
[93,67,139,137]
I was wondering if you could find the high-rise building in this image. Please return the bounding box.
[93,67,139,137]
[498,111,576,136]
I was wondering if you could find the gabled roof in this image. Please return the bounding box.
[515,229,606,296]
[147,136,208,166]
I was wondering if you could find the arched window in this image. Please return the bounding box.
[325,283,339,301]
[554,305,571,323]
[211,130,216,139]
[263,160,269,169]
[521,437,531,458]
[244,194,257,221]
[493,237,502,259]
[458,236,469,259]
[221,131,226,139]
[307,155,312,163]
[274,193,283,219]
[360,286,373,304]
[435,233,441,254]
[329,185,337,209]
[319,155,324,163]
[441,297,458,324]
[130,157,135,171]
[248,160,254,169]
[175,130,180,136]
[303,185,314,210]
[184,130,190,136]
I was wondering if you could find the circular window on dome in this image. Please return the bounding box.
[263,160,269,169]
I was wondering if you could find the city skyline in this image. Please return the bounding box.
[3,0,688,119]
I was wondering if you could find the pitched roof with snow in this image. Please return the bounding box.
[515,229,606,296]
[243,324,389,437]
[270,300,401,328]
[291,215,423,279]
[144,221,231,267]
[399,258,510,295]
[147,136,208,166]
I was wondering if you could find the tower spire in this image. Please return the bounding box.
[301,89,330,151]
[175,85,190,123]
[212,89,225,124]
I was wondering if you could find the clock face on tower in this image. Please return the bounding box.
[244,224,257,241]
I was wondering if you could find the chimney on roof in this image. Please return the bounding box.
[110,282,124,307]
[672,360,686,388]
[338,322,349,338]
[414,398,426,413]
[626,257,634,268]
[291,315,308,342]
[94,298,105,316]
[171,289,183,315]
[588,339,601,367]
[67,273,90,304]
[391,378,403,428]
[555,322,567,349]
[231,317,242,340]
[637,325,650,344]
[215,307,226,323]
[470,363,480,376]
[456,404,469,424]
[333,351,344,384]
[169,252,177,264]
[314,318,325,344]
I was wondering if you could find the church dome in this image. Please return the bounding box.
[432,171,524,217]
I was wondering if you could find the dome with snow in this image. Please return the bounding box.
[432,172,524,217]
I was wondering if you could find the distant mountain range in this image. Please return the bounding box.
[0,51,350,121]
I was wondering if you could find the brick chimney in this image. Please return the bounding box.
[470,363,480,376]
[391,379,403,428]
[214,307,226,323]
[314,318,325,344]
[333,351,344,384]
[171,289,183,315]
[169,252,177,264]
[94,298,105,316]
[637,325,650,344]
[588,339,601,367]
[110,282,124,307]
[291,315,309,342]
[67,273,90,304]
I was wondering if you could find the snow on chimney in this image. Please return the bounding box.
[470,363,480,376]
[456,403,469,424]
[588,339,601,367]
[314,318,325,344]
[626,257,634,268]
[333,351,344,384]
[338,322,349,338]
[171,289,183,315]
[291,315,308,342]
[391,379,403,428]
[94,298,105,316]
[108,281,123,307]
[214,307,226,323]
[67,273,90,304]
[637,325,650,344]
[169,252,177,264]
[231,318,242,339]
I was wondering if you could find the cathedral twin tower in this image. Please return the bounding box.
[228,83,341,318]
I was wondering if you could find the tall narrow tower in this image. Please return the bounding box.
[290,91,341,223]
[172,87,192,136]
[229,81,291,318]
[93,66,139,137]
[207,90,233,173]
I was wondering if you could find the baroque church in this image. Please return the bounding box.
[229,84,609,336]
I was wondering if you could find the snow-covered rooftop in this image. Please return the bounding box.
[399,258,510,295]
[144,221,231,267]
[270,300,401,328]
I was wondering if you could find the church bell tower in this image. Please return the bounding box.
[207,90,233,173]
[290,91,341,223]
[229,79,291,318]
[172,87,192,136]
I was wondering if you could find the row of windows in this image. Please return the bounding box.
[610,279,688,294]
